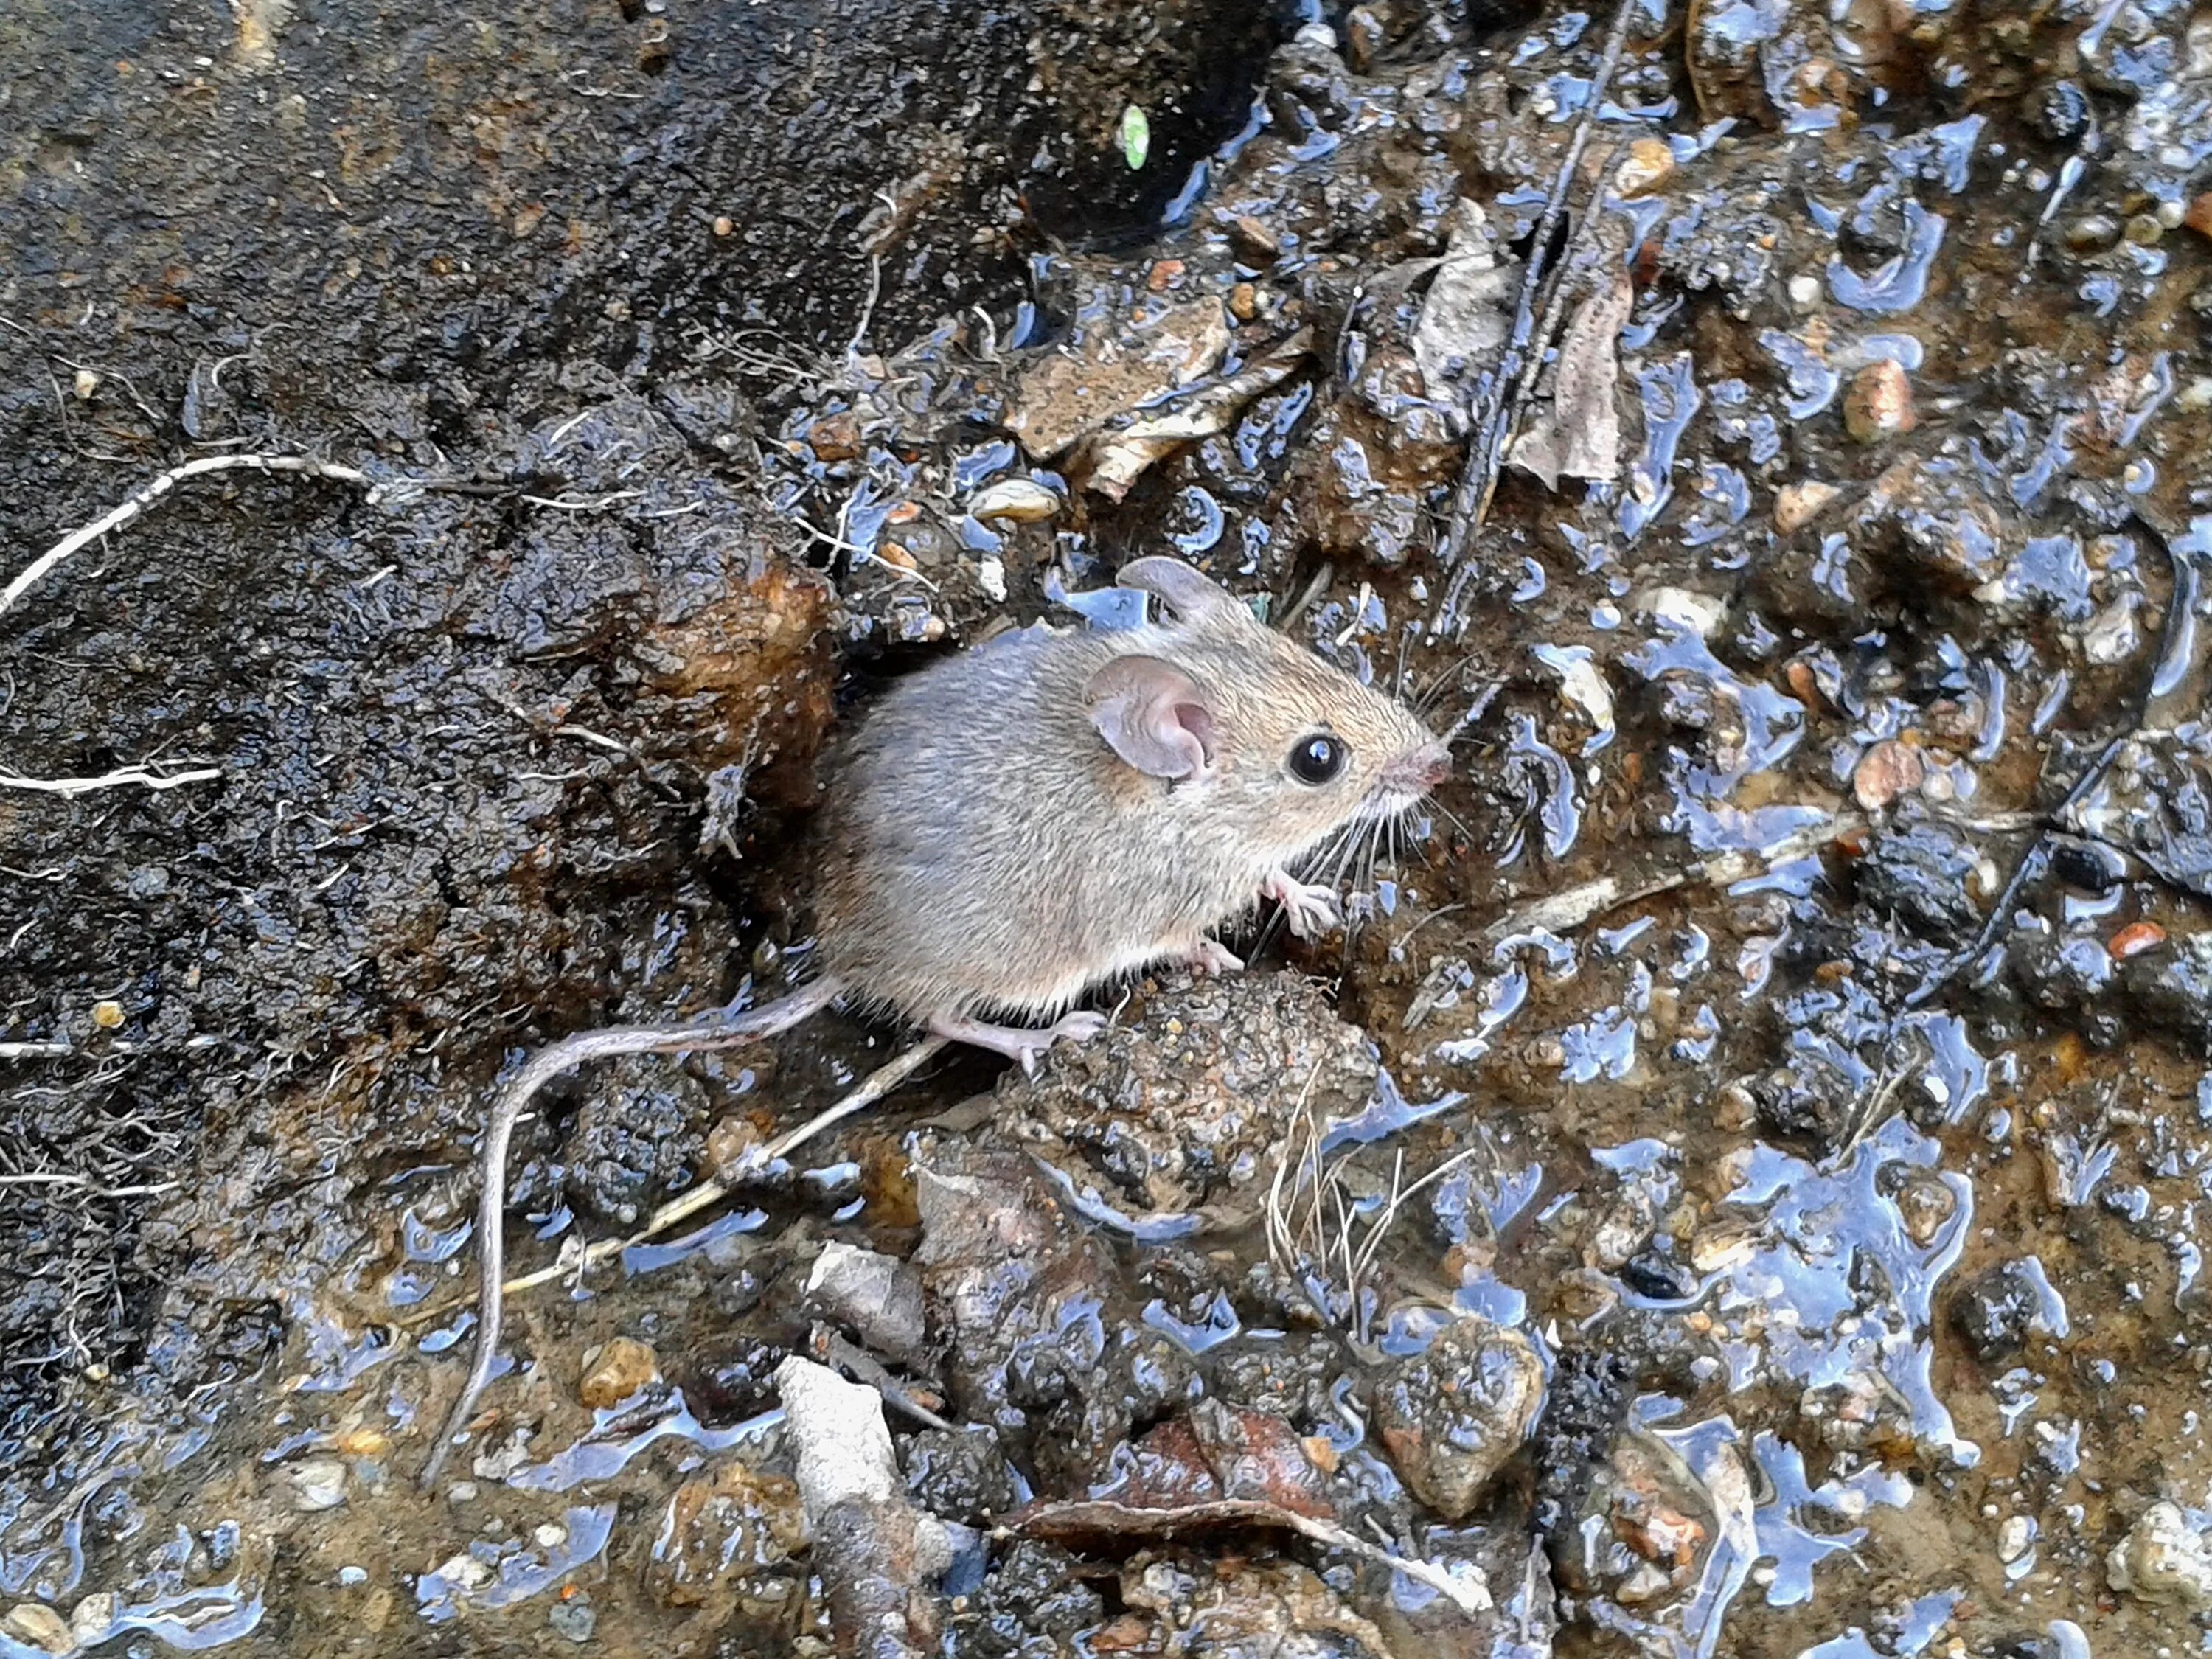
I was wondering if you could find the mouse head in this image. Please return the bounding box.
[1085,557,1451,863]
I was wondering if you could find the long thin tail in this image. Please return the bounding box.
[420,975,844,1486]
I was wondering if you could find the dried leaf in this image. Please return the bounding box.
[1413,200,1517,402]
[1509,267,1632,490]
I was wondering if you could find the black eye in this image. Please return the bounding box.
[1287,733,1346,785]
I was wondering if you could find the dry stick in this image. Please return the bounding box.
[0,765,222,797]
[488,1034,949,1304]
[1,454,378,621]
[1430,0,1646,638]
[416,1032,945,1484]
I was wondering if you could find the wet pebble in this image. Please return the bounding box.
[804,1242,928,1368]
[548,1597,597,1643]
[577,1335,659,1409]
[2109,1500,2212,1607]
[967,479,1061,523]
[1,1604,71,1655]
[1371,1315,1543,1520]
[2065,214,2122,251]
[1773,479,1839,534]
[1843,360,1916,444]
[285,1456,349,1512]
[1949,1260,2056,1362]
[1852,739,1927,811]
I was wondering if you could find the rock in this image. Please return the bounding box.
[285,1456,349,1512]
[2,1603,72,1655]
[1371,1315,1544,1520]
[67,1596,114,1649]
[1852,738,1926,811]
[1773,479,1840,533]
[547,1598,597,1644]
[1615,137,1676,198]
[1005,296,1231,459]
[967,479,1062,523]
[1854,807,1984,944]
[1228,214,1281,262]
[1843,359,1916,443]
[2110,1501,2212,1607]
[578,1336,660,1410]
[904,1427,1020,1526]
[804,1242,929,1368]
[1950,1259,2065,1362]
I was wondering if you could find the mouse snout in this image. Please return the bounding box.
[1381,739,1452,796]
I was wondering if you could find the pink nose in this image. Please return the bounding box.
[1390,740,1453,793]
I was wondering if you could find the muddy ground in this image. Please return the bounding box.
[5,0,2212,1655]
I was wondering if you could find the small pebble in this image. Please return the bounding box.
[2124,212,2163,246]
[712,215,734,237]
[91,1000,124,1029]
[2065,214,2121,251]
[1787,274,1822,309]
[1843,360,1915,444]
[578,1336,658,1410]
[533,1523,569,1550]
[1614,136,1674,198]
[288,1457,349,1512]
[1229,215,1281,262]
[2109,921,2167,960]
[1228,281,1259,321]
[1853,739,1925,811]
[1773,480,1840,533]
[433,1553,493,1593]
[967,479,1060,523]
[72,369,100,400]
[549,1598,597,1644]
[2,1603,72,1655]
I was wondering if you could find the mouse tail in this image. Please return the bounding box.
[420,974,846,1487]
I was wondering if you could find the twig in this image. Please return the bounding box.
[0,1172,179,1198]
[487,1034,950,1305]
[1,454,377,620]
[0,1042,73,1060]
[1430,0,1644,635]
[0,765,222,798]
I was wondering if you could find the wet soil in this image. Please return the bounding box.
[7,0,2212,1655]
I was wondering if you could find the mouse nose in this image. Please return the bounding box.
[1387,740,1453,794]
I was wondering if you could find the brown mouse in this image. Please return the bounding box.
[422,555,1449,1482]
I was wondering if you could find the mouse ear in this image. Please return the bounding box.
[1085,655,1218,781]
[1116,557,1237,627]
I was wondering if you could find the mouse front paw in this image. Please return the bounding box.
[1260,869,1340,939]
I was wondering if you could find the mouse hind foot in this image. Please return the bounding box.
[930,1009,1107,1075]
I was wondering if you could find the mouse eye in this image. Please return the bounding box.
[1287,733,1347,785]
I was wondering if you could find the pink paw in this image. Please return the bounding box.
[1260,869,1340,939]
[1181,939,1245,976]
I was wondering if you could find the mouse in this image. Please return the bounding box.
[421,554,1450,1482]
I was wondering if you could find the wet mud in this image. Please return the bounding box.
[6,0,2212,1655]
